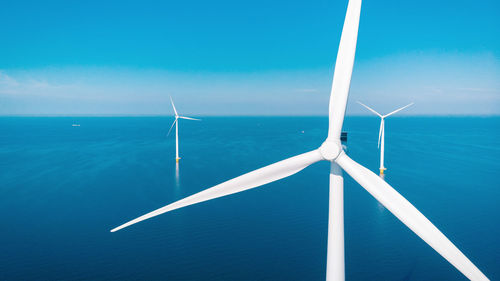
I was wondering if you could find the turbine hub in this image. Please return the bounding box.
[319,141,342,161]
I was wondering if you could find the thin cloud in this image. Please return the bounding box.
[455,87,498,93]
[0,72,19,87]
[294,88,319,93]
[0,52,499,116]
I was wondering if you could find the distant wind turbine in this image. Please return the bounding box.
[167,97,200,162]
[112,1,488,280]
[357,101,413,175]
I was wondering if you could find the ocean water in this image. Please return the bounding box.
[0,116,498,280]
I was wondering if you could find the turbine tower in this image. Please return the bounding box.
[357,101,413,175]
[112,1,488,280]
[167,97,200,162]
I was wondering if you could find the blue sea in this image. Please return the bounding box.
[0,116,498,280]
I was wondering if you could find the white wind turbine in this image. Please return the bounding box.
[167,96,200,162]
[112,1,488,280]
[357,101,413,175]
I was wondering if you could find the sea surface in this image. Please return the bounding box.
[0,116,498,280]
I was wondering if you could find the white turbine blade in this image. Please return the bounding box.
[383,102,414,118]
[166,118,178,137]
[111,150,323,232]
[335,153,488,281]
[377,119,383,148]
[170,96,178,116]
[327,0,362,140]
[179,116,201,121]
[357,101,382,117]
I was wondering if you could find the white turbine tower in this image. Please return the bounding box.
[112,1,488,280]
[167,97,200,162]
[357,101,413,175]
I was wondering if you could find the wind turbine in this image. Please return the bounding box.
[167,96,200,162]
[357,101,413,175]
[112,1,488,280]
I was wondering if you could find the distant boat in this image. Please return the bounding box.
[72,124,80,127]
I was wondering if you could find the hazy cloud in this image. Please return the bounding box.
[0,52,498,116]
[294,88,319,93]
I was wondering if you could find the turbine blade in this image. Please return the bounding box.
[377,119,383,148]
[170,96,178,116]
[335,153,488,281]
[111,150,323,232]
[327,0,362,140]
[179,116,201,121]
[357,101,382,117]
[383,102,414,118]
[166,118,178,137]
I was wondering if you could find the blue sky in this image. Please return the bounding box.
[0,0,498,115]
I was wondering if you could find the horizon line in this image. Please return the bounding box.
[1,114,499,118]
